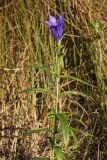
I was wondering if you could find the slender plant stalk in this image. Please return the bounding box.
[51,42,61,160]
[56,48,60,113]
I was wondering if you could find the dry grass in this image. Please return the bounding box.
[0,0,107,160]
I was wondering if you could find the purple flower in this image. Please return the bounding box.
[46,14,64,41]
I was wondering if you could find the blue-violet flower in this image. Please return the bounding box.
[46,14,64,41]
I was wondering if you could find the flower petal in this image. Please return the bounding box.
[50,26,58,39]
[45,21,52,27]
[49,16,57,26]
[57,14,64,25]
[57,23,64,40]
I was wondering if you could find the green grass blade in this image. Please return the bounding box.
[24,128,49,136]
[18,87,55,98]
[59,91,91,100]
[60,75,96,88]
[69,128,80,150]
[54,146,65,160]
[73,119,87,128]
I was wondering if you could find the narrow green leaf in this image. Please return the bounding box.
[73,119,87,128]
[57,113,69,146]
[18,88,48,94]
[32,157,49,160]
[59,91,90,100]
[70,126,84,134]
[54,146,65,160]
[24,128,49,136]
[18,87,55,98]
[60,75,96,88]
[69,128,79,150]
[39,66,57,75]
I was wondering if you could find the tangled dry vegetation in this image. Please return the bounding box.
[0,0,107,160]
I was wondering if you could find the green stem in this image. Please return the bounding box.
[52,42,61,159]
[56,53,59,114]
[56,42,61,113]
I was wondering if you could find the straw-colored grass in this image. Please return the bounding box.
[0,0,107,160]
